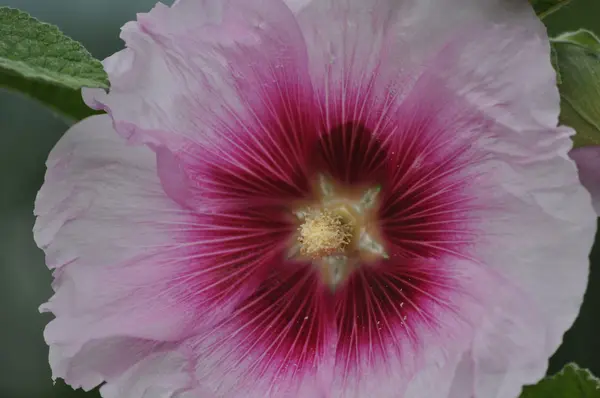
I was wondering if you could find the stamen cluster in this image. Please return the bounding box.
[298,209,354,258]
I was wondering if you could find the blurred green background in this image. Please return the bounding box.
[0,1,598,397]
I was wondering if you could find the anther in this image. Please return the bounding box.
[298,209,354,258]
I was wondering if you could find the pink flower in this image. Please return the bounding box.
[34,0,597,397]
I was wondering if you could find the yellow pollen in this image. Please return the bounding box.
[298,209,354,258]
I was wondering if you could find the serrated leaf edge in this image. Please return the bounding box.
[561,363,600,389]
[0,6,109,90]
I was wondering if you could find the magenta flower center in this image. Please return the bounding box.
[191,102,479,385]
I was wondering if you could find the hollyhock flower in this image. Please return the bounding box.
[570,146,600,215]
[34,0,597,397]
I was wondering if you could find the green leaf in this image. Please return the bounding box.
[530,0,573,19]
[0,7,108,121]
[520,363,600,397]
[551,29,600,147]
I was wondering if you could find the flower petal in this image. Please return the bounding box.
[454,67,594,398]
[179,265,335,398]
[99,349,192,398]
[410,22,595,398]
[294,0,555,132]
[570,146,600,215]
[88,0,313,150]
[48,337,175,392]
[35,115,211,389]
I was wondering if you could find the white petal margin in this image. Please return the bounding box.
[34,115,200,393]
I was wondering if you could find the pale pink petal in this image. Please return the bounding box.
[452,60,594,398]
[35,115,235,390]
[570,146,600,215]
[412,22,594,398]
[407,32,593,398]
[48,337,174,392]
[293,0,552,135]
[99,349,192,398]
[87,0,312,152]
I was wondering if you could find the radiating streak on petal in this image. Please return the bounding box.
[385,272,475,337]
[380,218,476,229]
[153,213,279,226]
[346,290,359,383]
[154,241,278,265]
[369,270,418,346]
[209,103,308,194]
[396,272,459,291]
[251,67,310,177]
[157,261,256,299]
[234,77,306,182]
[156,225,284,233]
[385,184,472,220]
[393,239,473,245]
[357,271,378,368]
[361,136,388,175]
[174,230,289,247]
[384,272,453,308]
[382,200,474,224]
[147,249,276,296]
[219,105,294,184]
[206,270,319,386]
[244,285,314,379]
[335,286,357,386]
[387,150,468,197]
[99,206,197,215]
[176,249,277,280]
[268,297,319,393]
[367,275,408,356]
[387,151,477,205]
[130,229,290,250]
[379,274,433,331]
[192,164,293,199]
[387,229,476,238]
[395,239,480,264]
